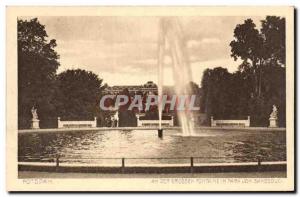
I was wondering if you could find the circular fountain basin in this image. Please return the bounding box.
[18,128,286,165]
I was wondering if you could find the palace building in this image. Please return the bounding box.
[103,81,158,95]
[102,81,206,126]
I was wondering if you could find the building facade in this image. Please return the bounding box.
[103,81,158,95]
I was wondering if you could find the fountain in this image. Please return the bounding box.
[157,17,194,136]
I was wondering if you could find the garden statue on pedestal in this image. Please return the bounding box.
[269,105,278,128]
[30,106,40,129]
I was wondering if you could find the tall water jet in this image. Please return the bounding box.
[157,20,165,131]
[157,17,195,136]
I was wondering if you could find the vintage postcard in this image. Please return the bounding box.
[6,6,294,191]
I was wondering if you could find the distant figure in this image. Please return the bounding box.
[270,105,278,119]
[31,106,38,120]
[114,111,119,127]
[105,117,111,127]
[111,111,119,127]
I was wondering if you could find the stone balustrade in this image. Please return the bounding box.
[57,117,97,128]
[211,116,250,127]
[136,115,174,127]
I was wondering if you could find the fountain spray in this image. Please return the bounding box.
[158,17,195,136]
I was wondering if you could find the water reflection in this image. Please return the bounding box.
[18,129,286,164]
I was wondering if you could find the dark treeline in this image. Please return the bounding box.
[200,16,286,127]
[18,17,286,129]
[18,18,108,129]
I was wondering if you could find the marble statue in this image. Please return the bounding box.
[31,106,38,120]
[269,105,278,128]
[30,106,40,129]
[269,105,278,119]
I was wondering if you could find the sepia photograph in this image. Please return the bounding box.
[6,6,294,191]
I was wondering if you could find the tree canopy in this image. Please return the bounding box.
[55,69,104,120]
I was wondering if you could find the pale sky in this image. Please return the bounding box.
[33,16,265,86]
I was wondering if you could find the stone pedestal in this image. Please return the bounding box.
[269,118,278,128]
[158,129,163,138]
[31,119,40,129]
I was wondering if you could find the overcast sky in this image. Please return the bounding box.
[34,16,264,86]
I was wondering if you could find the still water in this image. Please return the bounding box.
[18,129,286,165]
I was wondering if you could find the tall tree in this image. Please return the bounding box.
[230,19,264,96]
[229,16,286,126]
[261,16,286,66]
[18,18,60,128]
